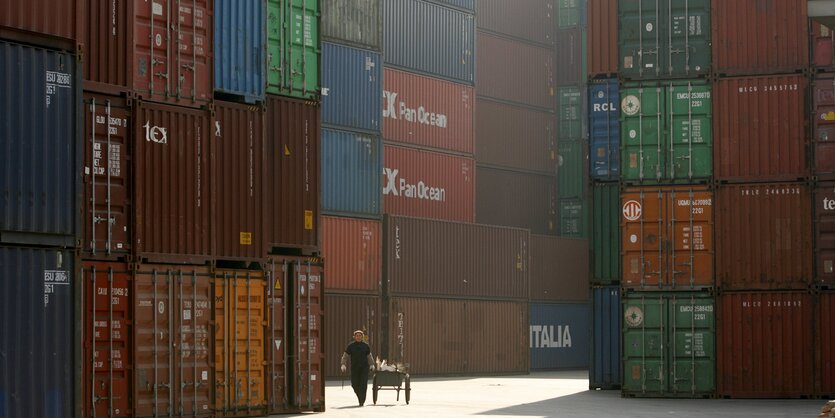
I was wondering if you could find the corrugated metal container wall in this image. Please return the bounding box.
[324,294,381,378]
[590,286,621,390]
[591,183,620,285]
[475,0,556,46]
[816,182,835,287]
[1,0,78,46]
[530,303,589,370]
[214,0,265,103]
[133,101,211,263]
[476,31,556,109]
[716,183,813,290]
[322,129,382,218]
[1,41,79,247]
[812,75,835,180]
[321,0,381,50]
[214,101,266,261]
[321,216,381,293]
[475,99,557,174]
[558,139,587,199]
[559,86,584,140]
[717,291,814,398]
[555,27,585,86]
[818,291,835,397]
[476,166,557,236]
[529,235,589,302]
[811,22,835,72]
[384,0,475,84]
[322,43,382,132]
[383,67,475,154]
[558,197,589,238]
[384,215,529,300]
[589,78,620,181]
[0,246,75,418]
[712,0,808,76]
[266,96,321,252]
[714,75,808,182]
[428,0,475,12]
[558,0,586,28]
[587,0,618,78]
[383,144,475,223]
[266,0,321,100]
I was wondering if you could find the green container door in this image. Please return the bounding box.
[558,139,586,199]
[621,85,664,182]
[668,83,711,182]
[559,197,588,238]
[268,0,321,99]
[558,0,582,28]
[667,1,710,77]
[591,183,620,285]
[619,0,661,80]
[559,87,584,140]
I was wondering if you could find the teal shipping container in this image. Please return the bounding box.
[215,0,266,102]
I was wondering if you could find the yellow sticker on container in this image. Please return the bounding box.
[304,210,313,230]
[240,232,252,245]
[275,279,281,290]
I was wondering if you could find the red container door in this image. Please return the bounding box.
[813,75,835,179]
[817,182,835,287]
[818,292,835,397]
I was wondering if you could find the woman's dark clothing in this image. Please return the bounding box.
[344,341,372,405]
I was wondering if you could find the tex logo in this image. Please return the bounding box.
[143,121,168,144]
[622,200,642,221]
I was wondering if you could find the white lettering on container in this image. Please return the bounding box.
[382,90,448,128]
[529,325,572,348]
[383,168,446,202]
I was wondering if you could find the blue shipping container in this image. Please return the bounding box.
[322,42,382,132]
[589,78,620,181]
[384,0,475,84]
[530,302,590,370]
[0,246,75,418]
[0,40,79,247]
[590,286,621,390]
[214,0,266,102]
[322,128,382,217]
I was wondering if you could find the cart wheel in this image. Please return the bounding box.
[405,375,411,404]
[372,374,379,405]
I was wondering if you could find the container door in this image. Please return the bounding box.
[813,76,835,178]
[818,183,835,286]
[622,189,665,287]
[622,295,665,394]
[294,260,324,410]
[667,188,713,289]
[267,0,321,99]
[619,0,661,80]
[668,295,714,396]
[667,0,710,77]
[667,82,711,182]
[589,79,620,180]
[621,86,664,183]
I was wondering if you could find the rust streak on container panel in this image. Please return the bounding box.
[475,166,557,236]
[321,216,381,293]
[324,293,381,378]
[476,30,556,110]
[530,235,589,302]
[816,182,835,287]
[475,99,557,174]
[812,74,835,180]
[818,291,835,397]
[1,0,79,49]
[587,0,618,78]
[475,0,556,46]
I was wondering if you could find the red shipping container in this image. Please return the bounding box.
[817,182,835,287]
[529,235,589,302]
[475,0,556,46]
[811,21,835,71]
[716,183,813,290]
[717,291,814,398]
[817,291,835,397]
[812,74,835,179]
[321,216,381,293]
[323,293,381,378]
[383,144,475,223]
[1,0,79,50]
[476,31,555,110]
[475,98,557,174]
[475,166,557,236]
[383,67,474,154]
[587,0,618,78]
[714,75,808,182]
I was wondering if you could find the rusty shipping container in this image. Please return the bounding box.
[475,99,557,174]
[476,31,556,110]
[812,74,835,180]
[81,0,212,106]
[717,291,814,398]
[587,0,618,78]
[1,0,78,50]
[716,183,813,290]
[266,96,321,253]
[712,0,808,76]
[475,0,556,46]
[383,67,475,154]
[621,186,714,290]
[383,215,529,300]
[476,166,557,236]
[811,22,835,72]
[324,294,381,378]
[817,182,835,288]
[818,291,835,397]
[529,235,589,302]
[714,75,808,182]
[321,216,381,293]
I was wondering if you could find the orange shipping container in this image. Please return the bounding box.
[321,216,381,293]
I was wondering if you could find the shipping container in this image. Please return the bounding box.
[0,246,75,418]
[591,183,620,285]
[556,27,586,86]
[384,0,475,84]
[133,101,212,264]
[214,0,266,103]
[477,31,555,109]
[321,216,381,293]
[530,303,589,370]
[717,291,814,398]
[589,78,620,181]
[812,74,835,180]
[558,0,585,28]
[816,181,835,288]
[322,43,382,132]
[383,67,475,154]
[529,235,588,302]
[321,0,381,50]
[266,0,321,100]
[587,0,618,78]
[558,197,589,238]
[324,294,381,378]
[214,101,266,261]
[622,292,715,398]
[476,166,557,235]
[428,0,475,12]
[322,129,382,218]
[559,86,585,141]
[265,96,320,253]
[81,0,212,106]
[714,75,808,182]
[0,40,79,247]
[811,21,835,72]
[621,186,714,290]
[1,0,78,49]
[712,0,808,76]
[716,183,813,290]
[558,139,587,199]
[475,99,557,174]
[476,0,556,46]
[590,286,621,390]
[383,144,475,223]
[818,291,835,397]
[383,215,529,300]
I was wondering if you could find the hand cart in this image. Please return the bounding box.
[372,370,411,405]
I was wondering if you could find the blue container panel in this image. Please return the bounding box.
[322,129,382,217]
[589,78,620,181]
[530,303,590,370]
[590,286,621,389]
[322,43,382,132]
[214,0,266,102]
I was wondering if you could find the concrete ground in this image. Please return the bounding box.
[281,370,825,417]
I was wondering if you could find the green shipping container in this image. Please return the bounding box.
[557,139,587,199]
[558,0,582,28]
[591,183,619,284]
[558,197,588,238]
[622,292,715,398]
[268,0,321,99]
[559,86,585,140]
[620,81,712,184]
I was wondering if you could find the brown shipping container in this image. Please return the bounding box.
[214,101,266,261]
[712,0,808,76]
[323,294,381,378]
[384,215,529,300]
[266,96,321,253]
[321,216,381,293]
[134,101,212,264]
[811,22,835,71]
[82,93,132,258]
[476,31,556,110]
[717,291,814,398]
[81,0,212,106]
[530,235,589,302]
[475,166,557,236]
[475,0,556,46]
[812,74,835,179]
[621,186,714,290]
[383,67,474,154]
[386,297,529,375]
[587,0,618,78]
[817,182,835,287]
[1,0,78,49]
[716,183,813,290]
[818,291,835,397]
[383,144,475,223]
[475,98,557,174]
[134,264,214,416]
[714,75,808,182]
